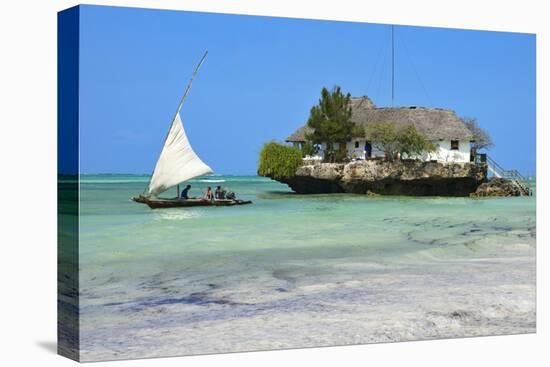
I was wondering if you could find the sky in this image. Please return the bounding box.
[78,5,536,176]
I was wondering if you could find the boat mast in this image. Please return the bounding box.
[172,50,209,126]
[142,51,209,195]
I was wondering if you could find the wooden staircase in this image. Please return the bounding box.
[481,155,532,196]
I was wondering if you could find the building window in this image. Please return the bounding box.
[450,140,459,150]
[354,141,359,148]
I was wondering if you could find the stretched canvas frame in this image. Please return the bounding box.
[58,4,536,362]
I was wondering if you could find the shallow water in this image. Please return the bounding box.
[75,175,536,361]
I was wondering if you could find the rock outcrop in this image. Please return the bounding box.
[265,160,488,196]
[470,178,523,197]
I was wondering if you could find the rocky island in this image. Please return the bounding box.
[259,158,530,197]
[258,88,529,197]
[270,160,487,196]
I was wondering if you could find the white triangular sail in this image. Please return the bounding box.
[147,112,213,196]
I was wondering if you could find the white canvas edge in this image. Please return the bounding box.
[0,1,546,367]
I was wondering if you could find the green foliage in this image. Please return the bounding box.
[366,122,400,160]
[301,141,318,157]
[334,147,349,163]
[306,86,356,162]
[352,125,366,139]
[321,143,338,163]
[258,142,303,180]
[396,124,436,159]
[366,122,435,161]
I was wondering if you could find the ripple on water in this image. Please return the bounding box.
[153,209,203,221]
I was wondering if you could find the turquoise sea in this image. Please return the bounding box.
[75,174,536,361]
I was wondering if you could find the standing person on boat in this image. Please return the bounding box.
[215,186,226,200]
[180,184,192,199]
[204,186,214,201]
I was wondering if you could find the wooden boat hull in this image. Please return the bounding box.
[132,195,252,209]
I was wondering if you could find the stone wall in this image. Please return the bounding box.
[264,160,488,197]
[470,178,524,197]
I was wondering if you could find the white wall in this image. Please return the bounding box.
[298,139,471,163]
[346,140,365,159]
[353,139,471,163]
[425,140,471,163]
[311,142,342,159]
[345,139,385,159]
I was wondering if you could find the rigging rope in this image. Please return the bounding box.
[364,26,434,108]
[374,38,389,105]
[398,33,434,107]
[366,30,387,96]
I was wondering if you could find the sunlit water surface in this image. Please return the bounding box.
[75,175,536,361]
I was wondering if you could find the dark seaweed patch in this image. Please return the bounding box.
[128,291,250,311]
[449,310,473,319]
[493,226,513,232]
[146,293,232,306]
[104,301,125,307]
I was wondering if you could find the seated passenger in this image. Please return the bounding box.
[204,186,214,201]
[215,186,226,200]
[180,184,191,199]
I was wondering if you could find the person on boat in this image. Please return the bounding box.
[180,184,191,199]
[204,186,214,201]
[215,186,226,200]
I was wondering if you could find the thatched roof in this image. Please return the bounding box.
[286,96,473,142]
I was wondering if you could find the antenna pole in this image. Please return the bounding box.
[391,25,395,106]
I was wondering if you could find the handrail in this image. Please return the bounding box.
[480,154,531,196]
[486,155,507,175]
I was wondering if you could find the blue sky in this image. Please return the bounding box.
[79,5,536,176]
